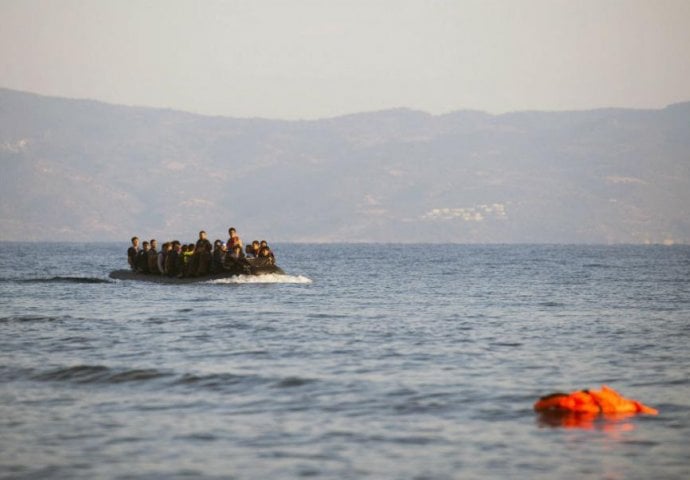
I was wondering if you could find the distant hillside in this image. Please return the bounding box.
[1,87,689,243]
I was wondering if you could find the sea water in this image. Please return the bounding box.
[0,243,688,479]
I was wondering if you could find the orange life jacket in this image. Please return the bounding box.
[534,385,657,415]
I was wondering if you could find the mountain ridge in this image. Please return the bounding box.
[1,88,688,243]
[4,86,689,121]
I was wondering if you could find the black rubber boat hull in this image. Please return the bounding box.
[109,264,285,284]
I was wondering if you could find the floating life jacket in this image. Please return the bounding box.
[534,385,657,415]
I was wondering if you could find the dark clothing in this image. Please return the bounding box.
[259,247,275,263]
[211,249,225,273]
[136,250,149,273]
[147,249,159,273]
[224,250,245,270]
[127,246,139,270]
[196,238,212,252]
[166,250,180,276]
[196,250,212,276]
[245,245,260,258]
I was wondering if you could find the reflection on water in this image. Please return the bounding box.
[537,411,638,434]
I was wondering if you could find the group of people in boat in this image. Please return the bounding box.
[126,227,276,278]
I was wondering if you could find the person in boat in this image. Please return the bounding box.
[258,245,275,265]
[127,236,140,271]
[180,244,193,276]
[254,248,274,266]
[165,241,182,277]
[226,227,242,250]
[195,242,212,276]
[147,239,159,274]
[176,242,186,276]
[260,241,275,260]
[246,240,261,257]
[196,231,212,252]
[137,241,151,273]
[211,240,225,273]
[158,242,170,275]
[534,385,658,415]
[224,244,246,269]
[223,245,249,273]
[187,231,211,276]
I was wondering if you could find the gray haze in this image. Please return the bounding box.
[1,88,688,243]
[2,0,690,119]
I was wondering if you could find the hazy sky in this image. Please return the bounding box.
[2,0,689,119]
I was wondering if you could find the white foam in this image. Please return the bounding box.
[206,274,312,285]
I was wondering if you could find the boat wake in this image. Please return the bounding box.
[206,273,312,284]
[18,276,112,284]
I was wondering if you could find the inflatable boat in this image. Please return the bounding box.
[110,260,285,284]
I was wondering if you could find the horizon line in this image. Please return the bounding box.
[0,240,686,247]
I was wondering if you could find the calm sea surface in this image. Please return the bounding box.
[1,243,689,479]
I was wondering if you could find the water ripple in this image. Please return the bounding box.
[19,276,112,284]
[33,365,170,384]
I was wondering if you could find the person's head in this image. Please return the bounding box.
[199,230,207,240]
[150,239,157,249]
[260,240,268,248]
[259,247,270,257]
[233,245,242,254]
[252,240,260,250]
[228,227,236,236]
[181,244,188,253]
[162,242,170,252]
[142,241,150,251]
[214,239,222,249]
[131,236,139,246]
[220,243,227,252]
